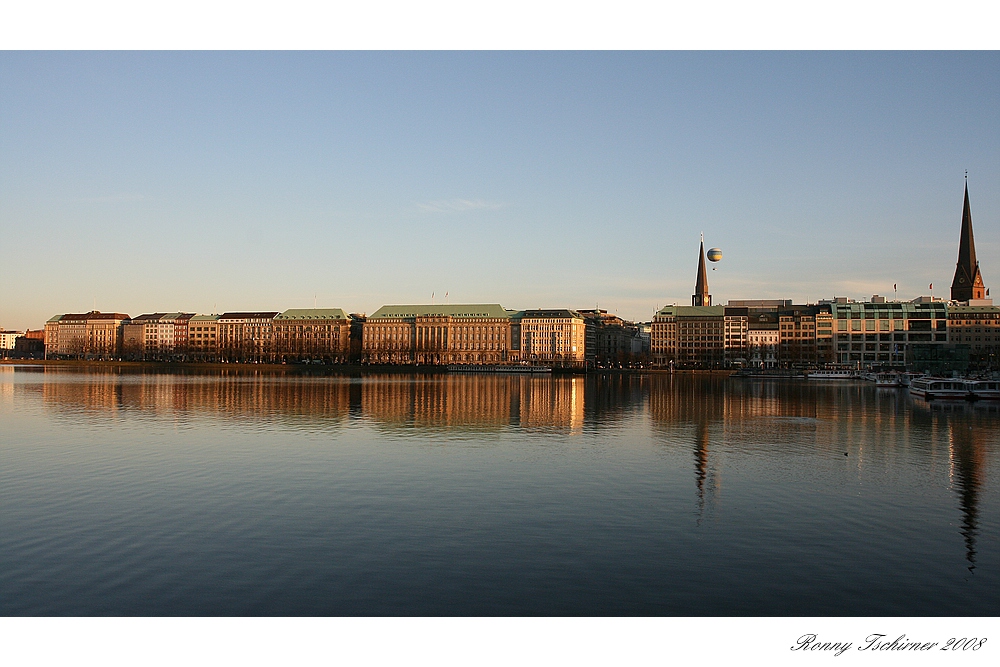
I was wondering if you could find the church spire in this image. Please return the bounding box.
[693,236,711,307]
[951,180,986,302]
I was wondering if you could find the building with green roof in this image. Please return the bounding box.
[364,304,513,365]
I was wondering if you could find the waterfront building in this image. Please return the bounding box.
[122,312,195,359]
[513,309,586,367]
[951,182,987,303]
[44,311,130,359]
[832,298,948,368]
[577,309,646,366]
[272,308,352,363]
[363,304,512,365]
[0,330,19,350]
[947,304,1000,369]
[747,311,779,369]
[13,334,45,357]
[778,304,834,367]
[188,315,220,359]
[218,312,279,362]
[651,305,748,368]
[650,307,677,367]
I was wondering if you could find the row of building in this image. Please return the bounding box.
[9,183,995,372]
[35,305,650,368]
[26,292,997,372]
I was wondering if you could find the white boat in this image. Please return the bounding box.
[873,372,905,388]
[908,377,970,400]
[807,370,859,380]
[965,380,1000,400]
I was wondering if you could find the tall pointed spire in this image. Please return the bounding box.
[951,181,986,302]
[693,236,711,307]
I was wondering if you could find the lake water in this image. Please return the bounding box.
[0,365,997,616]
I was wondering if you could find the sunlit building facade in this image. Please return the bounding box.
[44,311,130,359]
[218,312,279,362]
[272,308,352,363]
[363,304,512,365]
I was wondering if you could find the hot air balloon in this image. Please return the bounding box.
[707,248,722,262]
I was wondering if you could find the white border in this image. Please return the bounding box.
[2,1,999,50]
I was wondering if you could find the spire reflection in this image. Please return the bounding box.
[948,420,986,572]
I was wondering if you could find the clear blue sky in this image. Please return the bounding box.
[2,52,998,330]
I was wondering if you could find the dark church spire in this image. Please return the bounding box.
[693,234,711,307]
[951,180,986,302]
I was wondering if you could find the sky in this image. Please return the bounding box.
[2,51,999,330]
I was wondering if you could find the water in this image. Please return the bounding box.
[0,365,997,615]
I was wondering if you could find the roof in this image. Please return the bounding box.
[130,313,167,322]
[369,304,510,319]
[275,308,350,321]
[52,311,130,322]
[947,305,1000,314]
[519,309,584,319]
[219,312,279,320]
[190,314,220,322]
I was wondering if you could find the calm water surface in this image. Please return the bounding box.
[0,365,997,615]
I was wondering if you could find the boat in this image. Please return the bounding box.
[965,380,1000,400]
[446,364,552,373]
[873,372,906,388]
[908,377,970,400]
[807,370,860,380]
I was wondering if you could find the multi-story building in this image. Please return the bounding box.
[651,305,749,368]
[747,311,779,368]
[577,309,645,366]
[122,312,195,359]
[947,304,999,369]
[777,304,834,367]
[831,298,949,368]
[218,312,279,362]
[0,330,19,350]
[512,309,586,367]
[363,304,513,365]
[651,306,678,366]
[44,311,130,359]
[272,308,352,363]
[188,315,220,359]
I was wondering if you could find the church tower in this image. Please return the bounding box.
[951,181,987,302]
[693,236,712,307]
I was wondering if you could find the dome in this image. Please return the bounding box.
[707,248,723,262]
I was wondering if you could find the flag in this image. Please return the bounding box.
[893,283,897,291]
[929,283,933,290]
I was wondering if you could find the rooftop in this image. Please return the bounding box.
[369,304,510,319]
[275,308,350,321]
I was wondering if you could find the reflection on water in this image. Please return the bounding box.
[0,365,997,615]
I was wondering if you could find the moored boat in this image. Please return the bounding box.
[807,369,859,380]
[873,372,905,388]
[908,377,970,400]
[965,380,1000,400]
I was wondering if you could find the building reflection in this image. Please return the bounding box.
[361,374,584,433]
[36,366,352,426]
[30,367,587,433]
